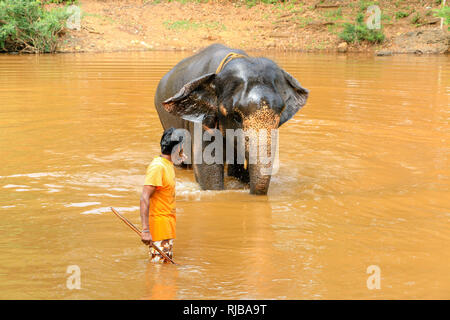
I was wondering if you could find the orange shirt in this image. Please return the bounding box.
[144,156,176,241]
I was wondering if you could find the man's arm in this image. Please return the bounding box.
[140,185,156,245]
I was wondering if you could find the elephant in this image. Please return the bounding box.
[154,44,308,195]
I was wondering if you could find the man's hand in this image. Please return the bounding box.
[141,231,152,246]
[140,185,156,246]
[179,146,187,162]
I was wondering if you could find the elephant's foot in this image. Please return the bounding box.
[199,183,224,190]
[227,163,250,184]
[193,163,224,190]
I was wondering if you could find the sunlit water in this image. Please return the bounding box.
[0,51,449,299]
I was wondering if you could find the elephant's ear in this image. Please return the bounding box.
[279,70,309,126]
[163,73,218,123]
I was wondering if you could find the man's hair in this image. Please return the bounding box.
[160,127,183,155]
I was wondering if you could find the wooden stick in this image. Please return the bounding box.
[110,207,176,265]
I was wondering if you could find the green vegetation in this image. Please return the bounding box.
[43,0,78,4]
[169,0,294,9]
[168,0,209,3]
[339,12,385,44]
[291,16,313,28]
[394,0,403,8]
[411,12,421,25]
[152,0,288,8]
[327,23,339,35]
[0,0,69,53]
[395,11,410,19]
[323,8,343,21]
[276,1,300,12]
[358,0,379,11]
[163,20,226,31]
[145,0,208,4]
[338,0,385,44]
[433,5,450,30]
[381,13,391,22]
[243,0,278,8]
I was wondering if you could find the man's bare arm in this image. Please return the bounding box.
[140,185,156,245]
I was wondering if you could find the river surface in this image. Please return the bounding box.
[0,51,449,299]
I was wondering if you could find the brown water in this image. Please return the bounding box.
[0,51,449,300]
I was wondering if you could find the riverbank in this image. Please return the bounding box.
[33,0,449,54]
[56,0,449,54]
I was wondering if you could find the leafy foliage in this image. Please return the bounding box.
[410,12,421,25]
[339,12,385,44]
[0,0,69,53]
[323,8,343,21]
[163,19,226,31]
[358,0,379,11]
[43,0,78,3]
[395,11,410,19]
[433,5,450,30]
[243,0,279,8]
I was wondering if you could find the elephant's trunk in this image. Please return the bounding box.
[247,130,276,195]
[249,163,272,195]
[243,105,279,195]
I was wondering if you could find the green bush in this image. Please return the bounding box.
[243,0,279,8]
[358,0,378,11]
[410,12,421,24]
[339,12,385,44]
[0,0,69,53]
[433,5,450,30]
[43,0,77,3]
[395,11,410,19]
[163,19,226,31]
[323,8,343,21]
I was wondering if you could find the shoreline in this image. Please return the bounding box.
[57,0,448,55]
[3,0,449,55]
[4,46,446,56]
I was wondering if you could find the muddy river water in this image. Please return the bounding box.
[0,51,449,299]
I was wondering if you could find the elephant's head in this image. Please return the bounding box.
[163,57,308,195]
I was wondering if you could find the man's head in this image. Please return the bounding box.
[160,127,183,155]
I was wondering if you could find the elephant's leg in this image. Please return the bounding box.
[193,163,224,190]
[227,163,250,184]
[226,138,250,183]
[190,123,224,190]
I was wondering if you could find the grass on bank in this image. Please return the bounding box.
[339,12,385,44]
[163,19,226,31]
[395,10,410,19]
[434,5,450,30]
[0,0,69,53]
[43,0,78,3]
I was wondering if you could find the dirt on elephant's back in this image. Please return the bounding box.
[57,0,449,54]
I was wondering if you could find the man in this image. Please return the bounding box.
[140,127,184,263]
